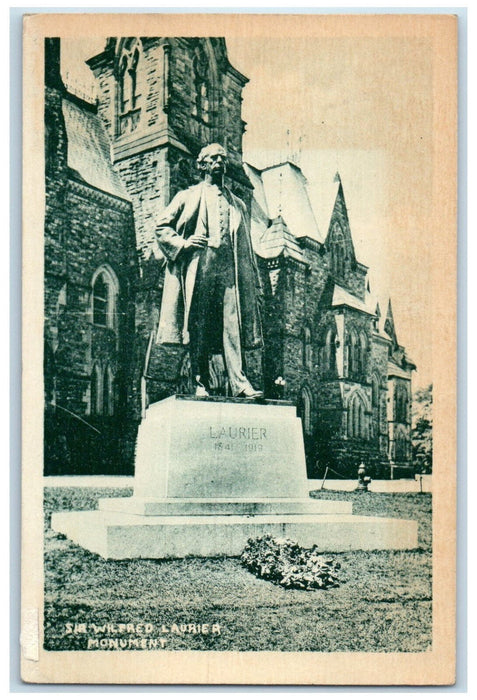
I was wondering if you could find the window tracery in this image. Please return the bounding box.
[358,330,368,375]
[395,384,409,423]
[192,47,211,125]
[394,427,409,462]
[371,374,380,438]
[322,327,336,374]
[347,392,369,439]
[345,328,358,377]
[116,39,142,136]
[91,266,119,330]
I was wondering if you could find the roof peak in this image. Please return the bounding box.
[260,160,306,177]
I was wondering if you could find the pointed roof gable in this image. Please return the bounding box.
[244,163,268,217]
[384,299,398,347]
[63,96,129,201]
[317,278,375,316]
[244,163,271,252]
[253,161,321,241]
[388,359,413,380]
[324,175,357,264]
[332,284,375,316]
[255,216,305,263]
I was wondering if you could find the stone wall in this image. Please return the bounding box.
[389,375,413,469]
[44,81,68,335]
[370,334,391,456]
[44,72,139,473]
[258,236,394,478]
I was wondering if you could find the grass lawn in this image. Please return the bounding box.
[44,487,432,652]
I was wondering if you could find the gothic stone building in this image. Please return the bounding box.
[44,37,415,478]
[44,39,139,474]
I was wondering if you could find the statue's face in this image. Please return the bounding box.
[202,149,227,176]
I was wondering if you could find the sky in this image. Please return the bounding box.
[62,33,435,389]
[226,36,433,389]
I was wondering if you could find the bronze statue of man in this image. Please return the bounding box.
[155,143,263,398]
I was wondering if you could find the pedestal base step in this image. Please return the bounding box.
[98,497,353,516]
[51,510,418,560]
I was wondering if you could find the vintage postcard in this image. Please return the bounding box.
[22,12,457,685]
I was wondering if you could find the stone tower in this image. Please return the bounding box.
[87,37,253,259]
[87,38,258,403]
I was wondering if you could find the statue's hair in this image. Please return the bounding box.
[197,143,227,166]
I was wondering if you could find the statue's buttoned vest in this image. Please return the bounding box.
[188,183,249,394]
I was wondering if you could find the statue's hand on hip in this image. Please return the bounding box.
[183,232,208,250]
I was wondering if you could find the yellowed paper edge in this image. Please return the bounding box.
[22,12,457,685]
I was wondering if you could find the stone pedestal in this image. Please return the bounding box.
[133,395,309,500]
[51,395,418,559]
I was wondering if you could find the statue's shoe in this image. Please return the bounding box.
[237,387,263,399]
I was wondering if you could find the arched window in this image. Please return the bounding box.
[91,266,119,329]
[199,82,210,123]
[352,332,360,375]
[360,401,367,439]
[344,334,351,376]
[372,376,379,410]
[395,384,409,423]
[287,271,296,305]
[103,365,115,416]
[346,328,358,377]
[129,48,140,109]
[116,39,142,135]
[192,48,211,124]
[336,244,346,278]
[352,397,359,437]
[93,275,108,327]
[403,387,408,422]
[322,327,336,374]
[371,374,380,438]
[118,54,128,113]
[90,363,102,416]
[358,331,368,376]
[298,387,313,436]
[347,395,355,437]
[303,326,312,370]
[394,428,409,462]
[347,392,369,439]
[119,44,141,115]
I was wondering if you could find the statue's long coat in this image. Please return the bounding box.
[155,181,263,349]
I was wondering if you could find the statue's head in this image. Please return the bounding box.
[197,143,227,178]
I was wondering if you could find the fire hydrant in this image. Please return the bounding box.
[356,462,372,492]
[274,376,286,399]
